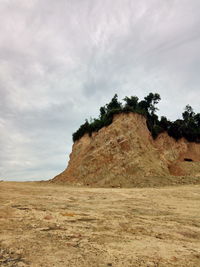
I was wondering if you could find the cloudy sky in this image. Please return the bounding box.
[1,0,200,181]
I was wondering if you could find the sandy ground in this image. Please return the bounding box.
[0,182,200,267]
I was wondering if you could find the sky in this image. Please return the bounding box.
[0,0,200,181]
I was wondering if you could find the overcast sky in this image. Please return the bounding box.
[1,0,200,181]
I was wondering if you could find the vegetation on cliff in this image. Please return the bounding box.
[72,93,200,143]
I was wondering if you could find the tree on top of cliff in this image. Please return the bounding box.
[72,93,200,143]
[144,93,161,115]
[106,94,122,111]
[123,96,139,110]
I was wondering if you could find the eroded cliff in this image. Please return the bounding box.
[52,113,200,186]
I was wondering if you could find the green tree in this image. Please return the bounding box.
[194,113,200,127]
[106,94,122,111]
[159,116,171,131]
[182,105,195,125]
[168,119,184,140]
[123,96,139,110]
[99,106,106,119]
[144,93,161,115]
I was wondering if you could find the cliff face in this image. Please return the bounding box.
[52,113,200,186]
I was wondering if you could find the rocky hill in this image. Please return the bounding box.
[52,113,200,187]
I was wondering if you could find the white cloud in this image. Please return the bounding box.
[0,0,200,180]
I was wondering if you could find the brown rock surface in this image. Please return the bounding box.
[52,113,200,186]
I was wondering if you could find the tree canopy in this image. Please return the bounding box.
[72,93,200,143]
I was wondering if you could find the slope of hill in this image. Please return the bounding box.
[52,113,200,187]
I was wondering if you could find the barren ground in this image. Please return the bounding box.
[0,182,200,267]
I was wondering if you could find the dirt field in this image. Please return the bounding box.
[0,182,200,266]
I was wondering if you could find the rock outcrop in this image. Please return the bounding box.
[52,113,200,186]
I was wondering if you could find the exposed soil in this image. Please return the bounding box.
[0,181,200,266]
[53,113,200,185]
